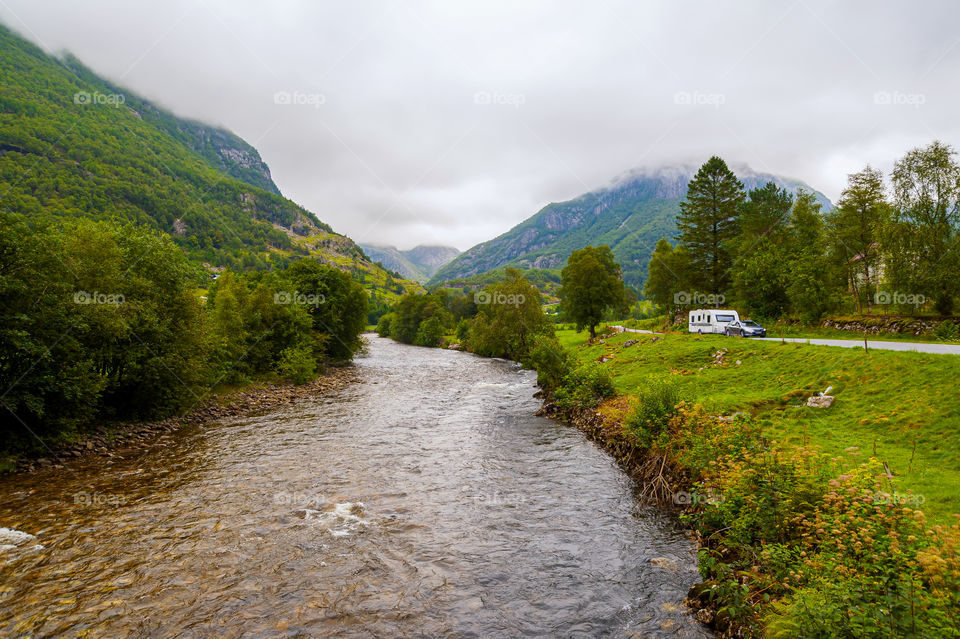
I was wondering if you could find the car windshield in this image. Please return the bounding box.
[743,321,761,327]
[715,314,736,322]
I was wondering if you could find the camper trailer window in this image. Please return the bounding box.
[716,314,736,322]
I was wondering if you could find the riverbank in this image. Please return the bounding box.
[552,326,960,636]
[3,366,357,475]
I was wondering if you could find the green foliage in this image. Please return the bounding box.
[0,210,367,453]
[623,376,683,447]
[277,345,318,385]
[553,363,616,411]
[523,335,573,392]
[934,320,959,342]
[468,269,553,360]
[415,316,444,347]
[887,140,960,314]
[390,293,452,344]
[285,260,368,360]
[455,318,471,342]
[559,246,628,338]
[677,156,745,293]
[375,312,395,337]
[0,213,210,447]
[827,166,891,314]
[644,238,691,317]
[786,190,839,323]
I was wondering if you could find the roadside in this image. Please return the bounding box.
[607,323,960,355]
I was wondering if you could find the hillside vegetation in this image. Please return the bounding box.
[0,24,416,300]
[430,165,830,290]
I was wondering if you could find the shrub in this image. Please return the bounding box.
[553,362,616,411]
[934,319,959,342]
[277,345,318,385]
[415,316,444,347]
[375,312,394,337]
[455,318,471,342]
[623,376,683,447]
[523,335,573,392]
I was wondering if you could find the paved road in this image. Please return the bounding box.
[755,337,960,355]
[608,326,960,355]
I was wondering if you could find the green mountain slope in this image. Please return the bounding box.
[430,165,832,291]
[359,243,460,282]
[0,24,419,299]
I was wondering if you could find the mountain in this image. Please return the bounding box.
[359,243,461,282]
[0,24,418,299]
[429,164,832,291]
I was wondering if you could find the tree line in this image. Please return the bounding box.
[645,140,960,322]
[0,211,368,452]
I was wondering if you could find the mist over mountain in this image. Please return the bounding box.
[430,164,832,290]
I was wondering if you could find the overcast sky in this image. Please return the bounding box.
[3,1,958,250]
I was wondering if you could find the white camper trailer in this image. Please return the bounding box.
[688,309,740,334]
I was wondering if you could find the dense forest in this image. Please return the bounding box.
[0,211,368,452]
[646,143,960,322]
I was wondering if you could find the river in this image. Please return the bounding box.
[0,336,709,638]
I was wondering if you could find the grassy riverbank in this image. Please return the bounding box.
[550,327,960,635]
[558,328,960,523]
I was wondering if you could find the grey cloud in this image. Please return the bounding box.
[3,0,959,251]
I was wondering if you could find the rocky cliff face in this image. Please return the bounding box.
[430,164,832,290]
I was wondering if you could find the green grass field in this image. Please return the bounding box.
[557,327,960,523]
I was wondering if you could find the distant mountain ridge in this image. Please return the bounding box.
[429,163,832,290]
[359,243,461,282]
[0,23,420,299]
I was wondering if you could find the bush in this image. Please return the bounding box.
[523,335,573,391]
[623,376,683,447]
[934,319,959,342]
[277,345,318,385]
[455,318,471,342]
[415,316,444,347]
[553,362,616,411]
[375,312,394,337]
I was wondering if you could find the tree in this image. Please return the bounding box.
[786,190,838,323]
[730,182,793,318]
[469,269,553,360]
[644,238,690,320]
[827,166,891,313]
[677,156,745,294]
[886,141,960,314]
[560,246,627,339]
[285,259,369,359]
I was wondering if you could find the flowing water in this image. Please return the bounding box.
[0,336,709,638]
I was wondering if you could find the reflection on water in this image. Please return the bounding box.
[0,336,709,637]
